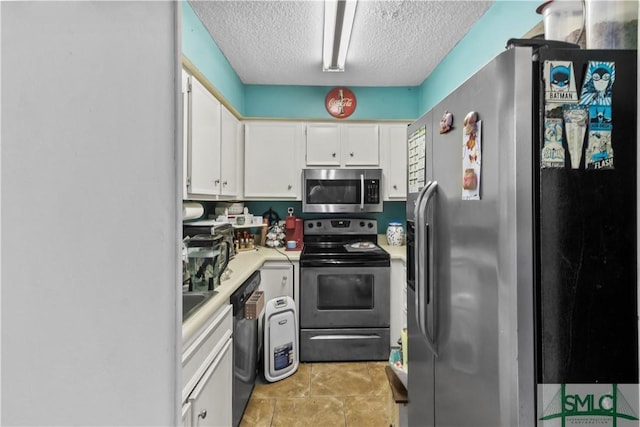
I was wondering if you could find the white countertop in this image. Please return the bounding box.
[182,237,406,345]
[377,236,406,261]
[182,246,300,345]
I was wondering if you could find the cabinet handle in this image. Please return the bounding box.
[223,181,228,186]
[287,184,292,190]
[393,184,398,190]
[332,152,336,157]
[214,179,220,185]
[198,409,207,419]
[350,152,354,157]
[281,276,287,286]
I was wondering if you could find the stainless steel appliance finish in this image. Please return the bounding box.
[230,271,260,427]
[299,218,390,361]
[407,46,638,426]
[302,168,383,213]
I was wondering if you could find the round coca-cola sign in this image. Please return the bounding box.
[325,87,356,119]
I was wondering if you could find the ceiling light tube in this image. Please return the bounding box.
[323,0,357,72]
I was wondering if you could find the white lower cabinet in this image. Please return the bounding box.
[390,259,407,347]
[259,262,294,304]
[258,262,295,353]
[182,402,193,427]
[188,338,232,426]
[182,304,233,427]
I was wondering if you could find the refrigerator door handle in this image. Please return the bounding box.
[414,181,438,357]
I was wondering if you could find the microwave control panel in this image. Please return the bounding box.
[365,180,380,203]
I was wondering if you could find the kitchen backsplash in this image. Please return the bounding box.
[197,200,406,234]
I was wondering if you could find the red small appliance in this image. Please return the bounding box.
[285,208,303,251]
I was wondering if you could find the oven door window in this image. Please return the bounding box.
[305,179,360,205]
[317,274,374,310]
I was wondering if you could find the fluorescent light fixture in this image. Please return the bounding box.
[323,0,357,72]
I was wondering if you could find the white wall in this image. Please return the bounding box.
[1,2,181,425]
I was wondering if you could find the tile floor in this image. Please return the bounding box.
[240,361,399,427]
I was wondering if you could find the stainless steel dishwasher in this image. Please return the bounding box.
[230,271,260,427]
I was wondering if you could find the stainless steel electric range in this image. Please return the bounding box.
[299,218,390,362]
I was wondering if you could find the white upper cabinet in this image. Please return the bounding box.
[305,123,379,167]
[219,106,241,198]
[244,121,305,199]
[182,69,190,200]
[183,72,241,200]
[305,123,341,166]
[380,123,408,200]
[340,123,379,166]
[188,76,221,197]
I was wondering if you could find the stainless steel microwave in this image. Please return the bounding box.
[302,168,383,213]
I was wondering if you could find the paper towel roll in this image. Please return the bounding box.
[183,202,204,220]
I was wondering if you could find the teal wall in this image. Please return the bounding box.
[182,0,245,113]
[418,0,541,113]
[245,85,418,120]
[182,0,542,119]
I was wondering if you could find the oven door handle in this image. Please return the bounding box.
[414,181,438,357]
[360,173,365,210]
[309,334,382,340]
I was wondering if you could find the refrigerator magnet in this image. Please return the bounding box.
[585,129,614,170]
[541,118,566,168]
[579,61,615,106]
[461,112,481,200]
[544,61,578,104]
[563,105,588,169]
[585,105,614,170]
[439,110,453,134]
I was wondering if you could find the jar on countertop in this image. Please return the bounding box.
[386,222,405,246]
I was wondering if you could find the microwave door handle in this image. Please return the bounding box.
[360,174,365,210]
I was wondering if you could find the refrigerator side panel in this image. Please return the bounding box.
[407,111,435,426]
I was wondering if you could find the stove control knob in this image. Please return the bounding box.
[316,221,322,228]
[367,222,374,228]
[307,223,314,229]
[360,221,365,227]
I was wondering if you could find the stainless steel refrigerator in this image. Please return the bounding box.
[406,45,638,426]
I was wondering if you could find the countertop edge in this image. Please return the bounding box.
[182,247,300,346]
[182,238,405,346]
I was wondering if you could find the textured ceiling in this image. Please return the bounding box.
[188,0,494,87]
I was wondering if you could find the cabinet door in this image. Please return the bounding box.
[306,123,341,166]
[381,124,408,200]
[188,339,233,427]
[182,402,193,427]
[189,77,221,196]
[220,106,239,198]
[341,124,379,166]
[260,262,294,305]
[182,69,190,200]
[244,122,303,198]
